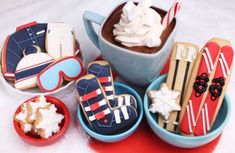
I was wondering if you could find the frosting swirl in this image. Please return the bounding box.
[113,0,163,48]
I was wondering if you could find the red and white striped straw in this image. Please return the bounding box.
[161,2,181,30]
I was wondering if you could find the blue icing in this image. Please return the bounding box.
[40,58,82,91]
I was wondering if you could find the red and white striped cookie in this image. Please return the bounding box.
[194,45,233,136]
[180,41,221,135]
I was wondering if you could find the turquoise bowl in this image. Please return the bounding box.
[77,82,143,142]
[144,74,231,148]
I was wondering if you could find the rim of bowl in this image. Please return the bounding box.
[77,82,143,139]
[143,74,231,140]
[13,96,70,145]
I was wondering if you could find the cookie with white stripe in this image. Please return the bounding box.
[88,60,137,109]
[193,39,233,136]
[180,38,221,135]
[76,74,138,134]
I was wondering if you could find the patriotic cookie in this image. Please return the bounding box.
[76,74,138,135]
[1,21,47,80]
[14,45,54,90]
[37,56,84,92]
[193,40,233,136]
[180,38,221,135]
[45,23,75,59]
[88,60,137,109]
[157,42,198,132]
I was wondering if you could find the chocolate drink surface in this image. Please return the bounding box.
[102,3,176,54]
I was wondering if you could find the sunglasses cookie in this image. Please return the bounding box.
[194,40,233,136]
[76,74,138,135]
[37,56,84,92]
[180,38,221,135]
[14,45,54,90]
[1,21,47,79]
[45,23,75,59]
[88,60,137,109]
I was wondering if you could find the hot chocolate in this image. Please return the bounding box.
[101,3,176,54]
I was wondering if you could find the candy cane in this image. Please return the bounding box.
[162,2,181,30]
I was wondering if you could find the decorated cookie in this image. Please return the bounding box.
[88,60,137,109]
[180,38,221,135]
[1,21,47,79]
[14,103,32,133]
[37,56,84,92]
[76,74,138,135]
[34,104,64,139]
[26,95,50,123]
[45,23,75,59]
[14,45,54,90]
[157,43,198,132]
[193,41,234,136]
[148,83,181,121]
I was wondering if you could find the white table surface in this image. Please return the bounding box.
[0,0,234,152]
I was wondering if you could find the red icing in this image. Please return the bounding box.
[180,42,220,135]
[194,46,234,136]
[98,77,110,83]
[90,102,101,111]
[95,112,105,120]
[16,21,37,31]
[81,90,99,101]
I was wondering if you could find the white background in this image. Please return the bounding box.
[0,0,234,152]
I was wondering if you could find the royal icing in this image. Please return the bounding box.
[14,46,54,90]
[15,103,32,132]
[35,104,64,139]
[148,83,181,121]
[46,23,75,59]
[2,22,47,79]
[180,42,220,135]
[37,56,83,92]
[193,45,233,136]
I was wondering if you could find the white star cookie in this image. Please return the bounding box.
[148,83,181,120]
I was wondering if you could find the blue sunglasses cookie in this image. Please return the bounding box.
[76,74,138,134]
[37,56,84,92]
[88,61,137,109]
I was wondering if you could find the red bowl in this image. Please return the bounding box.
[13,96,70,146]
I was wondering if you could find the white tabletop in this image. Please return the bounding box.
[0,0,234,152]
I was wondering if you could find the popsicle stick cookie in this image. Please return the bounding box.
[194,40,233,136]
[88,60,137,109]
[180,38,223,135]
[157,42,199,132]
[76,74,138,135]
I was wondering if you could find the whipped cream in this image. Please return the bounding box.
[113,0,163,48]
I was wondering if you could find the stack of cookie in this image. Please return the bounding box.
[148,38,234,136]
[1,22,84,92]
[76,61,139,134]
[14,95,64,139]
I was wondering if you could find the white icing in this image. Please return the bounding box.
[35,104,64,139]
[15,103,32,132]
[28,95,50,122]
[121,106,129,120]
[186,46,197,62]
[148,83,181,120]
[114,109,121,124]
[175,44,186,60]
[113,0,163,47]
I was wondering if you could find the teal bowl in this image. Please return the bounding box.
[144,74,231,148]
[77,82,143,142]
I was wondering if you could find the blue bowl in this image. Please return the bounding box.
[144,74,231,148]
[77,82,143,142]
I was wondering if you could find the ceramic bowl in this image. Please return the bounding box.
[13,96,70,146]
[143,74,231,148]
[77,82,143,142]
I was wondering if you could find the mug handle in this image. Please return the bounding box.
[83,11,105,49]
